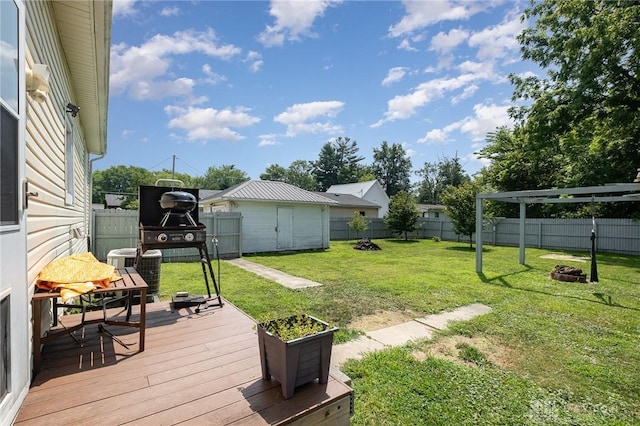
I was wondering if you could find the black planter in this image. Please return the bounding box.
[257,315,338,399]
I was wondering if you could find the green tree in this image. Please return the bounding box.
[384,191,420,241]
[504,0,640,216]
[152,169,197,188]
[286,160,316,191]
[260,164,288,182]
[92,165,155,208]
[195,165,249,189]
[260,160,316,190]
[347,211,368,240]
[312,137,365,191]
[415,156,469,204]
[372,141,412,197]
[440,181,482,248]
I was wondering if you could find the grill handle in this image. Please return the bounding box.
[154,178,185,188]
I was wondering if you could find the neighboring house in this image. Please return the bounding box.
[326,180,390,218]
[200,180,337,253]
[315,192,380,218]
[105,193,126,209]
[417,204,446,219]
[198,189,222,212]
[0,1,111,423]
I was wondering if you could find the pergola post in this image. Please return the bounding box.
[475,196,483,273]
[519,201,526,265]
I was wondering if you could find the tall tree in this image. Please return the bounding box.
[372,141,412,197]
[415,156,469,204]
[195,165,249,190]
[312,137,365,191]
[505,0,640,216]
[384,191,420,241]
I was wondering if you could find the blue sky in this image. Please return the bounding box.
[102,0,536,181]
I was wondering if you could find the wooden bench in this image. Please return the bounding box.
[32,266,147,374]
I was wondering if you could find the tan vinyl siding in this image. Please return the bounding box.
[25,1,90,287]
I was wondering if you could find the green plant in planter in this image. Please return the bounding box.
[260,314,328,341]
[257,314,338,399]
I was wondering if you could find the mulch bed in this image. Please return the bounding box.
[354,238,382,251]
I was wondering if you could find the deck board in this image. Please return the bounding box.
[16,300,352,425]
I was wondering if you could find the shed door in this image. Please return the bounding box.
[1,0,30,422]
[276,207,293,250]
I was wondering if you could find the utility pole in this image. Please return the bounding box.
[172,155,176,180]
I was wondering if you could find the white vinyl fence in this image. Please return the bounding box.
[92,210,242,261]
[93,210,639,260]
[330,217,640,255]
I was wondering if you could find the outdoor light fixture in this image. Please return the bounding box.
[26,64,50,103]
[66,102,80,117]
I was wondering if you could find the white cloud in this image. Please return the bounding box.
[451,84,479,104]
[421,102,512,147]
[110,29,241,100]
[244,51,264,73]
[160,6,180,17]
[201,64,227,85]
[165,105,261,142]
[382,67,409,87]
[112,0,138,18]
[430,28,469,54]
[258,0,341,47]
[274,100,344,136]
[418,128,450,145]
[372,73,482,127]
[389,0,492,38]
[468,14,525,61]
[258,134,281,147]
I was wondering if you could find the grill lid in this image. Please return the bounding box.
[159,191,197,212]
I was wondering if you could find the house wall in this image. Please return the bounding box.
[228,201,328,253]
[328,206,378,219]
[25,0,91,349]
[364,184,389,218]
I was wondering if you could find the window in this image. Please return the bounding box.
[359,211,365,216]
[0,0,19,226]
[0,107,18,225]
[434,212,440,218]
[0,296,9,401]
[65,118,74,205]
[0,0,19,112]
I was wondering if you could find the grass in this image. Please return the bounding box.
[159,239,640,424]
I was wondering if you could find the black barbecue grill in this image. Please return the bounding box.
[136,181,222,309]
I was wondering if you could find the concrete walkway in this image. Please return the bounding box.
[226,258,322,289]
[330,303,492,371]
[225,258,492,378]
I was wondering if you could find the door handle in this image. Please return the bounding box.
[23,180,38,209]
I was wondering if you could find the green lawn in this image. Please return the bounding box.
[159,239,640,424]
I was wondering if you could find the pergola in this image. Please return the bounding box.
[475,183,640,273]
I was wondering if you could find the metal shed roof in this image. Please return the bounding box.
[207,180,339,205]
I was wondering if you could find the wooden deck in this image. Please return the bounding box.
[16,300,353,425]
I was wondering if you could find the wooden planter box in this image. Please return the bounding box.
[257,315,338,399]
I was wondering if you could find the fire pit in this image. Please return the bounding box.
[550,265,587,283]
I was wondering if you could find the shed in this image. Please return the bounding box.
[327,180,390,218]
[200,180,338,253]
